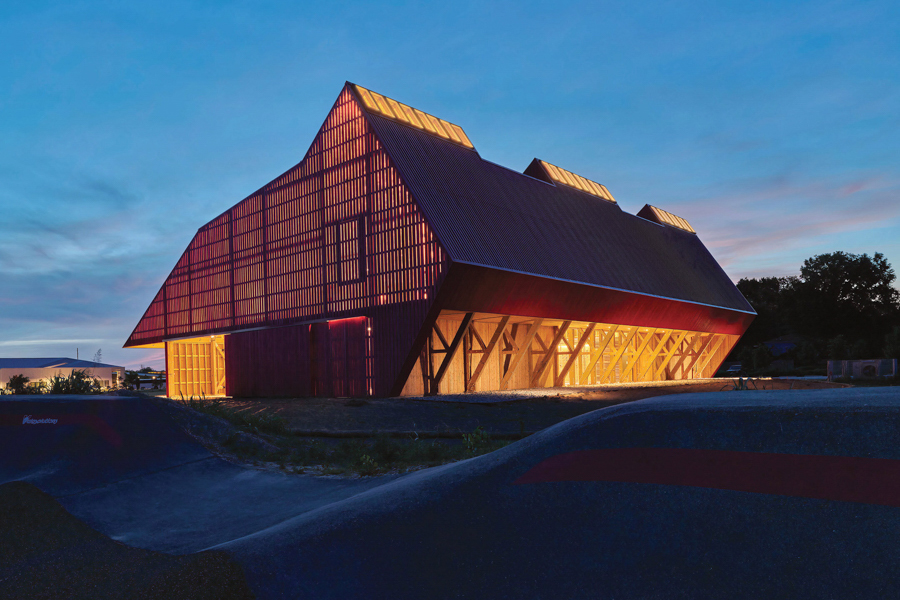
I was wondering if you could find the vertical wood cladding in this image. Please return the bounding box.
[129,85,447,396]
[224,317,369,398]
[225,326,311,397]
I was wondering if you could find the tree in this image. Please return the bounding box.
[788,252,900,341]
[885,327,900,360]
[735,276,794,347]
[827,335,849,360]
[7,374,30,394]
[124,371,141,390]
[732,251,900,364]
[92,349,102,364]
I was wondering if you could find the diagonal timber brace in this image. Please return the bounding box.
[427,313,474,395]
[500,319,543,390]
[531,321,571,387]
[653,331,688,380]
[597,327,639,384]
[466,316,509,392]
[555,323,596,387]
[579,326,619,384]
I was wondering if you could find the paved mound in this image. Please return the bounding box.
[0,396,212,496]
[219,387,900,599]
[0,395,396,554]
[0,481,252,600]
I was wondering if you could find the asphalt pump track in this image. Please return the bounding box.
[4,388,900,598]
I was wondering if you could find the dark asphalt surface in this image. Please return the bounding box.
[5,388,900,599]
[0,396,395,554]
[218,387,900,600]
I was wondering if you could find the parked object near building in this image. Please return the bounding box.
[763,334,808,357]
[124,83,755,398]
[0,358,125,391]
[828,359,898,380]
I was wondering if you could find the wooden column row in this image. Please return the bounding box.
[412,314,738,395]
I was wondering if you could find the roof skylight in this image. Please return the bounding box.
[353,84,474,149]
[538,160,615,203]
[646,205,696,233]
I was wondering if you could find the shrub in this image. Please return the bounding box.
[6,374,30,394]
[463,427,492,454]
[48,370,102,394]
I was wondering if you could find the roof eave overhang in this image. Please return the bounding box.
[435,262,755,336]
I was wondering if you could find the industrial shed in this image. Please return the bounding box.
[0,358,125,390]
[124,83,755,398]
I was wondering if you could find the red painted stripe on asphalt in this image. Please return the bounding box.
[0,414,122,447]
[514,448,900,507]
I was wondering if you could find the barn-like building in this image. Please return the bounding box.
[124,83,755,398]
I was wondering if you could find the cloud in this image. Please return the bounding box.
[675,173,900,279]
[0,338,105,347]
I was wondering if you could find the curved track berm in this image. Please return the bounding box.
[4,389,900,599]
[218,387,900,600]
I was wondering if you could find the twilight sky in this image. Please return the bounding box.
[1,0,898,370]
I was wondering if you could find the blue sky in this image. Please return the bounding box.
[1,0,898,369]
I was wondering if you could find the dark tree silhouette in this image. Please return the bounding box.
[733,251,900,364]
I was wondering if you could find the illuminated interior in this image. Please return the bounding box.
[127,86,449,397]
[166,335,226,398]
[353,84,474,149]
[125,82,747,398]
[401,311,737,396]
[645,205,695,233]
[127,86,447,348]
[538,160,615,203]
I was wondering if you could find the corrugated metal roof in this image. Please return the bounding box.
[363,112,754,314]
[0,358,123,369]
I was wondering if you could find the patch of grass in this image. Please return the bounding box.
[180,396,288,435]
[175,397,512,476]
[236,430,508,476]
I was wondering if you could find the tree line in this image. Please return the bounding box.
[734,251,900,369]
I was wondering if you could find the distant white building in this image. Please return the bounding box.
[0,358,125,390]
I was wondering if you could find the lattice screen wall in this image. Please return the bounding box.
[128,86,448,349]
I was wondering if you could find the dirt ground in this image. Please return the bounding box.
[219,378,846,437]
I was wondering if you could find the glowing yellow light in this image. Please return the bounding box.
[385,97,408,123]
[400,104,423,128]
[600,185,615,202]
[356,87,379,111]
[538,160,616,203]
[541,161,563,182]
[426,114,451,139]
[448,123,473,148]
[442,121,462,144]
[413,108,437,134]
[574,174,590,192]
[353,84,475,149]
[586,180,605,197]
[560,169,579,188]
[368,90,396,118]
[649,205,694,233]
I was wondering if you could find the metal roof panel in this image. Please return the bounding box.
[365,113,753,314]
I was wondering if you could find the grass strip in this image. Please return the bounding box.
[177,396,512,476]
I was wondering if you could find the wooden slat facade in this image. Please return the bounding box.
[128,82,753,398]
